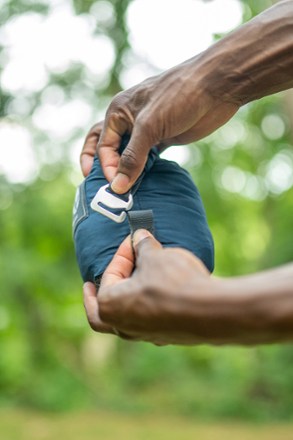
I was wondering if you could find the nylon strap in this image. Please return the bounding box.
[127,210,154,235]
[127,209,154,265]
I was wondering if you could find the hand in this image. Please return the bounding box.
[83,229,220,345]
[80,62,238,185]
[82,234,133,336]
[80,2,293,189]
[80,120,104,177]
[83,230,293,345]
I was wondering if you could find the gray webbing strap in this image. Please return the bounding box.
[127,210,154,236]
[127,209,154,263]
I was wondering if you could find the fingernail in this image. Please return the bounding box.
[133,229,152,247]
[111,173,130,194]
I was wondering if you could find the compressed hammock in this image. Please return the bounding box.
[73,138,214,284]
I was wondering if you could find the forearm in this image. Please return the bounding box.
[184,263,293,345]
[195,0,293,105]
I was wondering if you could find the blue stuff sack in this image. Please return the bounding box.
[73,140,214,283]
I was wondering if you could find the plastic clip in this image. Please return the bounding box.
[90,184,133,223]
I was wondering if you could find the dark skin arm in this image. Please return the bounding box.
[84,230,293,345]
[80,0,293,191]
[82,1,293,345]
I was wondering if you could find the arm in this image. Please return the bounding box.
[215,264,293,344]
[80,1,293,192]
[204,0,293,105]
[84,230,293,345]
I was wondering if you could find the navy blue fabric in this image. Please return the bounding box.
[73,147,214,283]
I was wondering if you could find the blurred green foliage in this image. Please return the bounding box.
[0,0,293,420]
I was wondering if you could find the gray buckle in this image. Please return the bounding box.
[90,184,133,223]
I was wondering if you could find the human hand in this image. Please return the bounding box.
[83,229,221,345]
[80,120,104,177]
[80,61,238,187]
[83,229,293,345]
[81,2,293,189]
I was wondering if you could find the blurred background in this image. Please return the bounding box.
[1,0,293,438]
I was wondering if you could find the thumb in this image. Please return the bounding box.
[100,235,134,291]
[111,123,155,194]
[132,229,162,260]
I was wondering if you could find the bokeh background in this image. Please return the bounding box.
[1,0,293,438]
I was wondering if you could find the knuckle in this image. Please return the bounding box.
[93,120,104,134]
[120,148,140,172]
[85,121,103,140]
[109,91,128,111]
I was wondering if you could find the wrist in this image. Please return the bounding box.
[175,276,252,344]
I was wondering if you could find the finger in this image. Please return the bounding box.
[98,276,141,341]
[85,281,138,341]
[80,134,97,177]
[98,113,129,183]
[132,229,162,260]
[80,122,104,177]
[83,282,115,333]
[80,152,95,177]
[100,235,135,290]
[111,122,155,194]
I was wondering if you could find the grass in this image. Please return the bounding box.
[1,409,293,440]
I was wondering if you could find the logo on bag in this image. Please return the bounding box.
[72,181,88,234]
